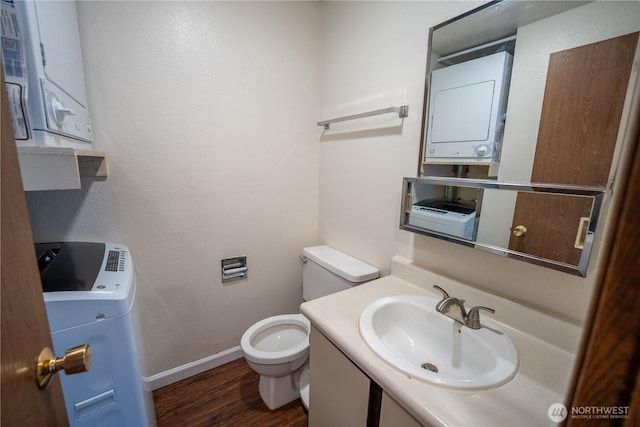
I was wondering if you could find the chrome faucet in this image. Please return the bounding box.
[435,290,468,324]
[433,285,495,330]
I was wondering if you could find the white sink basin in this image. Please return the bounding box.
[359,295,518,390]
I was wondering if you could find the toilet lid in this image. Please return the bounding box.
[299,365,310,410]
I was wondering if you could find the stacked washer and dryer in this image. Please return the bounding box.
[36,242,155,426]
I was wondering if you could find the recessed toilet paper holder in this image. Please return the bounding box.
[221,256,247,283]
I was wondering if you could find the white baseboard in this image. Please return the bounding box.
[142,346,243,391]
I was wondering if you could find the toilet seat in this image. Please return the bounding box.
[241,314,310,365]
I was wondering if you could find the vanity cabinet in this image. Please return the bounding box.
[308,325,422,427]
[380,392,422,427]
[308,326,370,426]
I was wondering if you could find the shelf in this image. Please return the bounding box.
[422,159,500,178]
[17,146,108,191]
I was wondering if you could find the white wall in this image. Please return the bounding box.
[318,1,639,325]
[318,1,484,273]
[26,1,322,376]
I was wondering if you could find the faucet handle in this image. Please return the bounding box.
[466,306,495,330]
[433,285,449,299]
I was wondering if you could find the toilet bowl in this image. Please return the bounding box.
[240,246,379,410]
[240,314,310,410]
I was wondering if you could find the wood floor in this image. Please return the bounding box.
[152,357,308,427]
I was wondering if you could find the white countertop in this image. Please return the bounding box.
[301,256,581,426]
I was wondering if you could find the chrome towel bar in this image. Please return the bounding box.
[318,105,408,130]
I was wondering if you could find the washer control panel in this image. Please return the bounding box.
[94,244,130,292]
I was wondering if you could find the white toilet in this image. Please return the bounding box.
[240,245,379,410]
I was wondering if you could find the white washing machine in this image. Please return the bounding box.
[36,242,155,426]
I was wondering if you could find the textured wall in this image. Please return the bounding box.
[26,1,322,376]
[317,1,483,273]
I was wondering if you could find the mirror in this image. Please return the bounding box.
[401,177,604,277]
[421,1,590,173]
[421,0,638,183]
[408,0,640,276]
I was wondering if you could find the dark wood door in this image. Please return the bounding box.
[531,32,638,187]
[508,193,593,266]
[565,119,640,425]
[509,32,638,261]
[1,71,69,424]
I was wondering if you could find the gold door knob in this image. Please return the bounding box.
[512,225,528,237]
[36,344,91,389]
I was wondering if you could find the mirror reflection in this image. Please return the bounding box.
[421,0,638,185]
[401,178,603,276]
[407,0,639,276]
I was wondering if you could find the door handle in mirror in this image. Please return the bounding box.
[574,217,590,249]
[512,225,528,237]
[36,344,91,389]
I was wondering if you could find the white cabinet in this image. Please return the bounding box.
[308,325,424,427]
[380,392,422,427]
[308,326,370,426]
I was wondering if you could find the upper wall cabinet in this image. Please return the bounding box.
[408,1,640,276]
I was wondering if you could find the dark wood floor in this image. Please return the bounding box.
[152,357,308,427]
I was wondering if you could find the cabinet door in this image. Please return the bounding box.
[531,32,638,187]
[510,32,638,264]
[379,392,422,427]
[508,192,593,265]
[308,326,371,427]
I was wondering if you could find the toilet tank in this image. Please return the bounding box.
[302,246,379,301]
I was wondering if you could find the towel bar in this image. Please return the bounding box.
[318,105,408,130]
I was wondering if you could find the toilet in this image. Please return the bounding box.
[240,245,379,410]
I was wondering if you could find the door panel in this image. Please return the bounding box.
[511,33,638,263]
[531,32,638,187]
[1,70,68,425]
[509,193,593,266]
[566,119,640,426]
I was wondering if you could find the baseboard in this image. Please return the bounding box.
[142,346,243,391]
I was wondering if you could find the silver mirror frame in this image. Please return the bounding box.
[400,177,605,277]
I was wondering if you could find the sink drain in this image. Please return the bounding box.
[421,362,438,373]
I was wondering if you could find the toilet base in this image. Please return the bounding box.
[258,374,299,410]
[258,364,305,410]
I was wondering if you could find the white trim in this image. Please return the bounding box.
[142,346,243,391]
